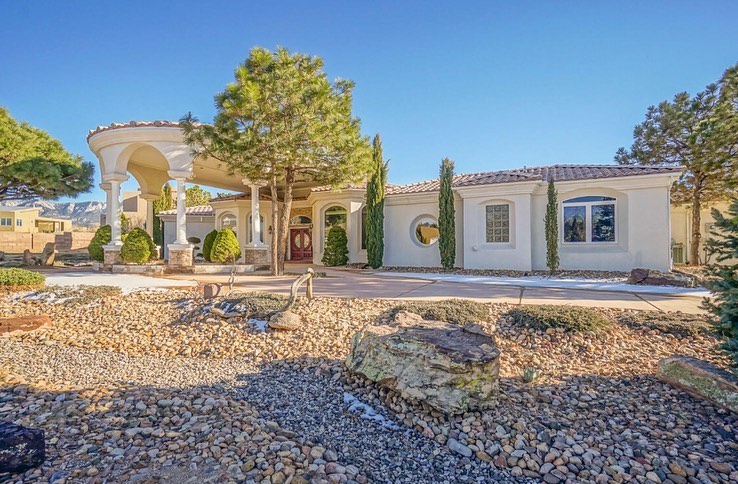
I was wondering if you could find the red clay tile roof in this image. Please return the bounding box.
[158,205,214,216]
[87,120,186,140]
[386,164,683,195]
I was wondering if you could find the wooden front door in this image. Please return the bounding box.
[289,228,313,261]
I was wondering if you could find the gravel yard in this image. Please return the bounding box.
[1,286,736,483]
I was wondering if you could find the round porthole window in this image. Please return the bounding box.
[412,215,440,246]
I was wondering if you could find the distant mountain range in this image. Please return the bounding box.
[2,200,105,228]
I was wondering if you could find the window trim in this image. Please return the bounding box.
[561,199,617,245]
[410,214,440,248]
[322,204,348,252]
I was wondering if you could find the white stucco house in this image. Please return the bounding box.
[88,121,683,272]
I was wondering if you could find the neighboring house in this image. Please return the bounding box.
[671,200,733,265]
[88,121,682,272]
[0,206,71,233]
[99,190,148,227]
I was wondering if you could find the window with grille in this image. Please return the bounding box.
[485,204,510,243]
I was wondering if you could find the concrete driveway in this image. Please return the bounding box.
[163,265,707,314]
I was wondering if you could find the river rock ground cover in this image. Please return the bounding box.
[0,286,736,483]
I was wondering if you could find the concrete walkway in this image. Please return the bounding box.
[162,266,707,314]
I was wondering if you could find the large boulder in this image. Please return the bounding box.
[658,355,738,413]
[0,422,45,474]
[628,268,697,288]
[268,311,302,331]
[346,311,500,414]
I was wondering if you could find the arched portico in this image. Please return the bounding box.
[87,121,262,268]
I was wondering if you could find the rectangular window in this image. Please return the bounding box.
[16,219,22,227]
[563,206,587,242]
[563,201,616,243]
[485,204,510,243]
[591,204,615,242]
[0,218,10,226]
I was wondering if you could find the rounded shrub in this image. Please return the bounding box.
[0,268,45,289]
[506,305,610,333]
[322,226,348,266]
[88,225,111,262]
[202,229,218,262]
[120,228,155,264]
[210,229,241,263]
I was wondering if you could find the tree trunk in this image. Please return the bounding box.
[269,172,279,276]
[277,167,295,275]
[689,184,703,265]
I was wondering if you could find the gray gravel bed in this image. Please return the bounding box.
[238,362,523,484]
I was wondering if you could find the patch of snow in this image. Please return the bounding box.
[44,272,197,293]
[247,319,268,332]
[342,392,408,434]
[376,272,711,297]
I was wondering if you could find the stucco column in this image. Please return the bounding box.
[140,193,159,239]
[101,173,129,266]
[99,182,112,226]
[249,183,266,247]
[241,178,269,265]
[174,178,187,245]
[166,170,194,269]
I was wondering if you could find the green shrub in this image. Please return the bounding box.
[507,305,610,333]
[120,228,154,264]
[617,311,712,338]
[391,299,490,325]
[210,229,241,263]
[0,268,45,288]
[322,226,348,266]
[202,230,218,262]
[88,225,111,261]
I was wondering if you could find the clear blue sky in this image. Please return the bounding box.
[2,1,737,202]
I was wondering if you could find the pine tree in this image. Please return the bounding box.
[702,198,738,369]
[544,179,560,274]
[366,134,388,268]
[438,158,456,270]
[322,226,349,266]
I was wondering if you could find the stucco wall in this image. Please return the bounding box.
[529,181,672,272]
[311,193,366,265]
[161,216,215,259]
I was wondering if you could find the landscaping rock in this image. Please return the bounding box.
[657,355,738,413]
[345,312,500,414]
[202,283,222,299]
[0,314,52,336]
[268,310,302,331]
[40,243,56,266]
[22,250,36,266]
[628,268,696,287]
[0,422,45,474]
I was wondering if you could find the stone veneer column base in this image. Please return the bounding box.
[103,245,122,266]
[167,244,194,269]
[243,246,270,264]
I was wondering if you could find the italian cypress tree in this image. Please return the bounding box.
[438,158,456,270]
[366,134,388,268]
[152,183,173,247]
[544,179,560,274]
[702,199,738,369]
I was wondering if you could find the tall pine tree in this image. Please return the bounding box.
[366,134,387,269]
[703,198,738,369]
[438,158,456,270]
[544,179,560,274]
